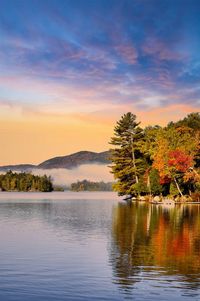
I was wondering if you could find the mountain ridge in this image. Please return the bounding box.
[0,151,110,171]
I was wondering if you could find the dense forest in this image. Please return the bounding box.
[110,112,200,200]
[70,180,113,191]
[0,171,53,192]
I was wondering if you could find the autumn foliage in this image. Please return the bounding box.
[168,149,193,173]
[110,112,200,197]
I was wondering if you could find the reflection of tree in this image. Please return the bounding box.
[111,202,200,292]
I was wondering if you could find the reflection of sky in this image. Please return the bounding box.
[0,0,199,164]
[0,196,120,300]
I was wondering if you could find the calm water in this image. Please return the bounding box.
[0,192,200,301]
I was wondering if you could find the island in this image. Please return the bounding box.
[0,171,53,192]
[70,180,113,191]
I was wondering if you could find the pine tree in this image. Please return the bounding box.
[109,112,145,196]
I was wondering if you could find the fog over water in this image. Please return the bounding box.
[32,164,113,186]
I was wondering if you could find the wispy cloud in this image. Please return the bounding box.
[0,0,199,164]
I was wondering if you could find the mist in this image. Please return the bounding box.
[32,164,113,187]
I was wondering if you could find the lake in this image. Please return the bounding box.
[0,192,199,301]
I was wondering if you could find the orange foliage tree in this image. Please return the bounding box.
[153,146,193,196]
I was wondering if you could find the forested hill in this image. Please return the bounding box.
[38,151,110,169]
[0,151,110,171]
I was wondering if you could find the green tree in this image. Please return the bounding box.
[110,112,145,196]
[170,112,200,131]
[149,169,163,195]
[0,171,53,192]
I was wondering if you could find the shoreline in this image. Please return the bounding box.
[0,191,118,200]
[130,198,200,205]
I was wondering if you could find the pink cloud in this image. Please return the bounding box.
[142,38,187,61]
[114,43,138,64]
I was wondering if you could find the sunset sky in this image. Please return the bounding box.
[0,0,200,165]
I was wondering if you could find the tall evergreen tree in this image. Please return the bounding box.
[109,112,145,196]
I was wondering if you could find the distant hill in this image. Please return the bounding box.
[0,151,110,171]
[0,164,36,172]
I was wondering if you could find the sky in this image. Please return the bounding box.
[0,0,200,165]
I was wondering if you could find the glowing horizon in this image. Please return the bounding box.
[0,0,199,165]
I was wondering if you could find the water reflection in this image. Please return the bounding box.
[0,198,112,238]
[111,202,200,294]
[0,194,200,300]
[0,194,119,301]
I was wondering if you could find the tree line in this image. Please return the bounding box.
[0,171,53,192]
[110,112,200,200]
[70,180,113,191]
